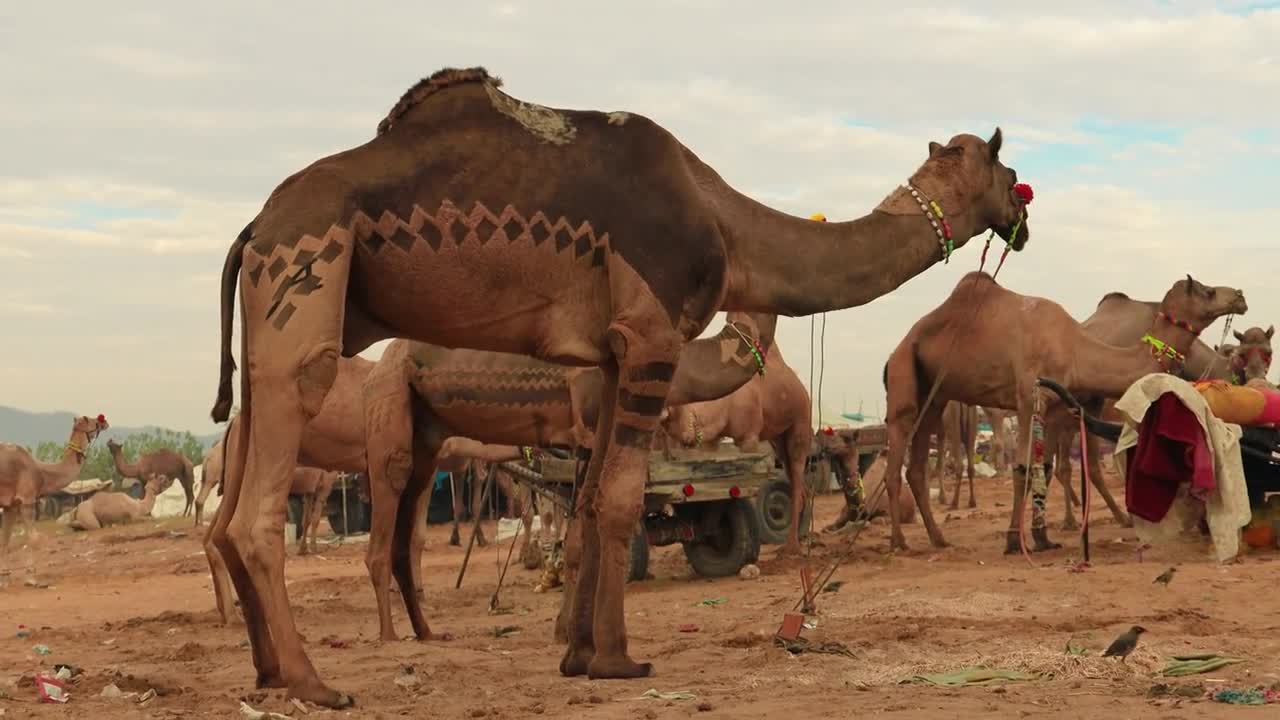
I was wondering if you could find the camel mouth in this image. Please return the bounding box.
[994,216,1029,252]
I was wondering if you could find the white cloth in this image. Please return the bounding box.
[1112,373,1251,562]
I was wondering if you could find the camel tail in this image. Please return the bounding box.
[211,223,252,423]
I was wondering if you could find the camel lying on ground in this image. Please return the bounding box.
[69,475,171,531]
[883,273,1245,553]
[1,415,110,553]
[107,440,196,523]
[660,344,811,554]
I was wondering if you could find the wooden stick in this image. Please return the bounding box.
[455,467,494,589]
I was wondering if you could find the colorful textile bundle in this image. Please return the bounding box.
[1192,380,1280,427]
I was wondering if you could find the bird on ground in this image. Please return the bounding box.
[1102,625,1146,662]
[1153,567,1176,586]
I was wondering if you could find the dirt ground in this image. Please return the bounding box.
[3,463,1279,719]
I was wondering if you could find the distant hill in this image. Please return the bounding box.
[0,405,222,450]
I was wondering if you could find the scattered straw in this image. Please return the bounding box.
[845,646,1165,687]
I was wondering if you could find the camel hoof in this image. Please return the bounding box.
[1031,528,1062,552]
[947,503,959,511]
[587,656,654,680]
[967,500,978,510]
[1118,514,1134,528]
[418,631,454,642]
[1003,532,1022,555]
[559,647,594,677]
[1062,520,1080,532]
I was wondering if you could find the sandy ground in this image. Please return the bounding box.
[3,463,1279,719]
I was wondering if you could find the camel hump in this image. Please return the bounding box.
[378,67,499,137]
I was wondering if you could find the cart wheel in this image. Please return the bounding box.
[684,499,759,578]
[754,477,813,546]
[286,495,306,541]
[628,526,650,582]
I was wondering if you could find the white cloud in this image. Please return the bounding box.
[0,2,1276,433]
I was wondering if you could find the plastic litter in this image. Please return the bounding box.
[636,689,697,701]
[31,644,51,655]
[693,598,727,607]
[35,674,68,703]
[239,701,290,719]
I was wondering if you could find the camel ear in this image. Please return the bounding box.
[1214,344,1221,352]
[928,141,944,156]
[988,127,1003,159]
[1268,325,1275,340]
[1185,274,1196,293]
[1234,330,1246,342]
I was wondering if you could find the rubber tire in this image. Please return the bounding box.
[628,527,650,583]
[754,477,813,546]
[683,498,759,578]
[326,491,370,535]
[286,495,305,541]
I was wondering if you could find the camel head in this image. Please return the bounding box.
[919,127,1031,251]
[1230,325,1274,383]
[74,414,109,443]
[813,426,853,457]
[145,474,174,495]
[107,438,123,455]
[659,405,700,446]
[1158,275,1248,334]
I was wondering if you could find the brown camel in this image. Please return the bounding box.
[1,415,110,553]
[660,345,812,554]
[361,312,776,643]
[980,406,1013,473]
[207,66,1031,705]
[882,273,1245,554]
[69,475,171,531]
[1228,326,1274,386]
[932,402,978,509]
[814,429,914,530]
[106,440,196,522]
[1043,291,1239,530]
[291,467,341,556]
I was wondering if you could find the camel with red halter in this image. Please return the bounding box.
[207,66,1031,706]
[659,345,811,554]
[1,415,110,553]
[882,273,1245,554]
[1042,291,1240,531]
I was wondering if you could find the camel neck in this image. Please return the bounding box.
[37,431,90,494]
[711,176,989,316]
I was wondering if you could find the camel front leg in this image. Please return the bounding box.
[1084,431,1130,526]
[361,357,417,643]
[194,476,218,528]
[882,417,914,550]
[554,449,590,645]
[297,495,313,557]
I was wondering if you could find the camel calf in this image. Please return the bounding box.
[69,476,170,531]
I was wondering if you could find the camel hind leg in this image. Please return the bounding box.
[774,422,812,555]
[224,229,356,707]
[1084,431,1130,526]
[904,404,949,548]
[393,442,451,642]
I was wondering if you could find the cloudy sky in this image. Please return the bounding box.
[2,1,1277,434]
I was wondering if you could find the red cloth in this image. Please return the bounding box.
[1124,393,1216,523]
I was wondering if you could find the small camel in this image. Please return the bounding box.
[207,65,1030,704]
[980,406,1014,473]
[815,429,914,530]
[1,415,110,553]
[107,440,197,522]
[1042,290,1240,530]
[932,402,978,509]
[69,475,172,531]
[882,273,1246,553]
[291,467,341,556]
[660,345,812,554]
